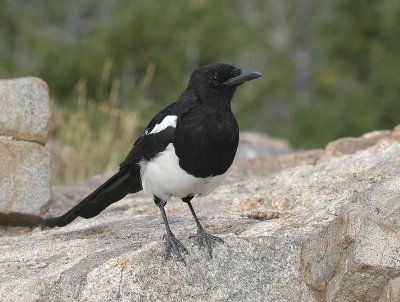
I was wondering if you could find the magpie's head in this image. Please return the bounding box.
[187,63,262,105]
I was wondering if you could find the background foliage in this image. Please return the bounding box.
[1,0,399,183]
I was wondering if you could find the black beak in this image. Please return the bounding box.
[224,68,263,86]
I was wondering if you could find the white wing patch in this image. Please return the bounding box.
[145,115,178,135]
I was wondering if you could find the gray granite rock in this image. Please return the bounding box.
[320,125,400,161]
[0,140,51,217]
[236,131,292,159]
[0,77,50,145]
[1,135,399,301]
[0,77,51,223]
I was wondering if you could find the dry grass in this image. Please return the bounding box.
[49,76,143,184]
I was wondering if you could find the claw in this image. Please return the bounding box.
[163,232,188,265]
[190,228,224,258]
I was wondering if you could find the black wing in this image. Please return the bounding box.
[119,89,199,168]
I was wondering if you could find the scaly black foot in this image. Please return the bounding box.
[183,197,224,258]
[155,197,188,264]
[190,228,224,258]
[163,232,188,264]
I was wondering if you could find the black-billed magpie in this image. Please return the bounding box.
[44,63,262,263]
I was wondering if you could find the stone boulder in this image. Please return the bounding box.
[0,77,51,223]
[0,77,50,144]
[235,131,292,159]
[1,127,399,301]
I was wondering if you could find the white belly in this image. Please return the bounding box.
[140,144,226,200]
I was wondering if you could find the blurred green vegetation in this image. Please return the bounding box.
[1,0,400,183]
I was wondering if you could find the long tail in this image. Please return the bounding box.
[44,166,142,227]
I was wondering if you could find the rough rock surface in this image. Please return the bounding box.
[0,77,51,221]
[1,127,400,301]
[0,140,51,216]
[0,77,50,144]
[235,131,292,159]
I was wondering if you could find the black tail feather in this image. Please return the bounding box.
[44,167,142,227]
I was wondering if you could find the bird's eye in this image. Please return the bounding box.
[210,74,220,86]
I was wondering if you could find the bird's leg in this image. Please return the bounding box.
[154,197,188,264]
[182,196,224,258]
